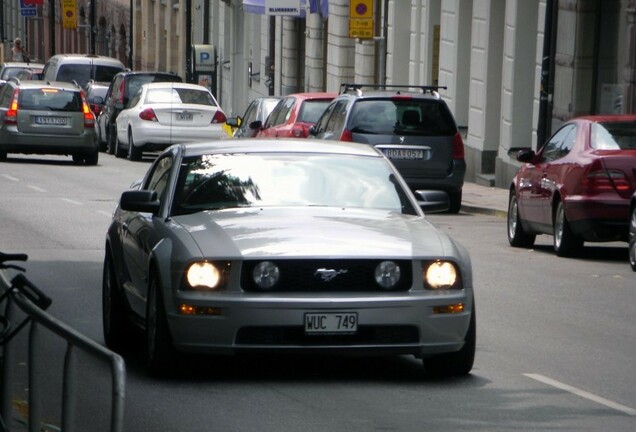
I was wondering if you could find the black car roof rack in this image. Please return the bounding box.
[339,83,448,96]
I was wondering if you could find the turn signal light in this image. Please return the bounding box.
[432,303,464,314]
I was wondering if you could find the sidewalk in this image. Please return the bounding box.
[460,182,509,217]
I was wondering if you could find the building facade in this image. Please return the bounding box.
[3,0,635,188]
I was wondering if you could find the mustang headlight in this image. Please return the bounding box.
[252,261,280,289]
[375,260,401,289]
[186,262,223,290]
[423,261,460,290]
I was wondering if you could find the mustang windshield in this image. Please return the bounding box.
[172,153,416,215]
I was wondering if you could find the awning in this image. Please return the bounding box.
[242,0,328,17]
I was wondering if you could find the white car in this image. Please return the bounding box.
[114,82,228,160]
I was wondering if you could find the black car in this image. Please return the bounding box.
[97,70,182,153]
[310,84,466,213]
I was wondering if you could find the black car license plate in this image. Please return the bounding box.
[177,112,193,121]
[304,312,357,334]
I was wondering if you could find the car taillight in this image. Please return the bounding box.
[4,89,20,125]
[452,132,464,159]
[82,98,95,128]
[211,110,227,124]
[118,80,125,103]
[139,108,158,121]
[585,169,631,194]
[340,129,353,141]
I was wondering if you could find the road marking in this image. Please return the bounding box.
[97,210,113,218]
[2,174,19,181]
[524,373,636,416]
[28,185,47,193]
[61,198,83,206]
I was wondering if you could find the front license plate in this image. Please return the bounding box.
[177,112,193,121]
[384,148,424,160]
[35,116,67,125]
[304,312,358,334]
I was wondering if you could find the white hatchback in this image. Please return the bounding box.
[114,82,228,161]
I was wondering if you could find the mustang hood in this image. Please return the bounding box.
[174,207,459,259]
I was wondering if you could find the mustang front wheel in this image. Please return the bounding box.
[102,252,134,351]
[146,276,177,376]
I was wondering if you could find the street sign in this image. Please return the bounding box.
[349,0,374,39]
[20,8,37,16]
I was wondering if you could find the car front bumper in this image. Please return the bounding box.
[165,291,473,357]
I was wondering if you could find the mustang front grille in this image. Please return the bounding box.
[240,259,413,292]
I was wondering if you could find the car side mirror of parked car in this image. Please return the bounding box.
[120,190,161,215]
[249,120,262,130]
[308,125,317,136]
[226,117,240,128]
[114,102,124,110]
[92,96,104,104]
[413,190,450,214]
[512,148,536,163]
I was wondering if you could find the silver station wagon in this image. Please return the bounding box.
[0,79,98,164]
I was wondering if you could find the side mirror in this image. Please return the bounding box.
[120,190,160,214]
[226,117,240,128]
[514,149,536,163]
[413,190,450,213]
[308,125,317,136]
[92,96,104,104]
[114,102,124,110]
[249,120,263,130]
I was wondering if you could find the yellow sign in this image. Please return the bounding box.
[349,0,374,39]
[62,0,77,30]
[350,0,373,19]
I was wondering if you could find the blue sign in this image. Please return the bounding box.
[20,8,37,16]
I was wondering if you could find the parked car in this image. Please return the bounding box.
[97,70,183,153]
[310,84,466,213]
[507,115,636,257]
[114,82,227,160]
[0,62,45,81]
[103,139,475,376]
[41,54,126,89]
[0,78,98,165]
[630,192,636,271]
[225,96,281,138]
[254,92,336,138]
[84,80,110,118]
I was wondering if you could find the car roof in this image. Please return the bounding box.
[141,82,210,91]
[178,139,384,158]
[1,62,45,69]
[572,114,636,123]
[47,54,125,67]
[115,70,180,77]
[338,83,446,101]
[282,92,338,100]
[6,79,83,91]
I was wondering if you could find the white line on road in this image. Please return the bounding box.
[2,174,19,181]
[61,198,83,206]
[97,210,113,218]
[28,185,47,193]
[523,373,636,416]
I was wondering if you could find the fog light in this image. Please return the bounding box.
[432,303,464,314]
[252,261,280,289]
[179,304,223,315]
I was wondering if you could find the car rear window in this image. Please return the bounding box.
[57,64,123,88]
[298,100,333,124]
[19,88,82,112]
[348,99,457,136]
[145,88,215,106]
[126,74,182,98]
[592,121,636,150]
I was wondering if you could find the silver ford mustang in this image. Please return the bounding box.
[103,139,475,376]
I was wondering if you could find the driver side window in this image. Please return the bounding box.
[540,124,576,162]
[145,156,173,205]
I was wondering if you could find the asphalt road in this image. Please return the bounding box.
[1,153,635,431]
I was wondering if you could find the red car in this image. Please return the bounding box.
[255,92,336,138]
[507,115,636,257]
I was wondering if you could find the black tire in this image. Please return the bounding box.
[629,204,636,272]
[507,191,535,248]
[447,190,462,214]
[0,150,8,162]
[115,135,126,158]
[146,275,177,376]
[423,301,476,376]
[97,130,107,152]
[107,127,116,155]
[85,150,99,166]
[127,129,142,161]
[102,252,134,351]
[553,200,583,257]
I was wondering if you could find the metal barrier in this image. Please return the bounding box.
[0,255,126,432]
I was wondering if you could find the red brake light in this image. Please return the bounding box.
[211,110,227,124]
[118,79,125,103]
[585,169,631,193]
[452,132,465,159]
[4,89,20,125]
[139,108,158,121]
[82,96,95,128]
[340,129,353,142]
